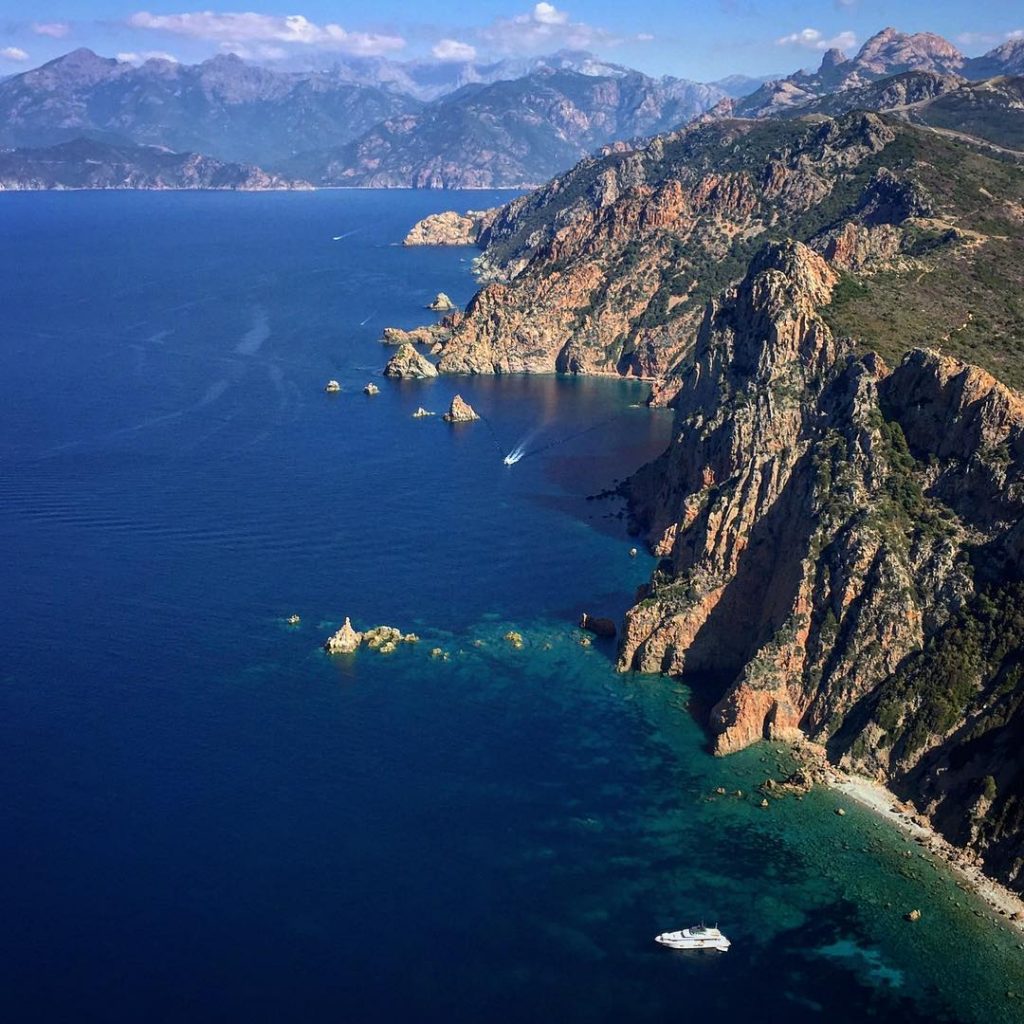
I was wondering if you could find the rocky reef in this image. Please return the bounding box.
[619,237,1024,891]
[324,619,418,656]
[383,344,438,379]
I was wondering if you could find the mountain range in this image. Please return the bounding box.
[3,27,1020,190]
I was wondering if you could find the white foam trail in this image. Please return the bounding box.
[503,445,526,466]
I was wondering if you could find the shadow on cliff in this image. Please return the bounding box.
[673,449,821,723]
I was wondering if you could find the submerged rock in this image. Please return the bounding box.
[504,630,524,648]
[579,612,617,638]
[324,379,341,393]
[443,394,479,422]
[324,617,362,654]
[905,908,922,922]
[286,614,301,626]
[429,291,456,312]
[383,343,438,379]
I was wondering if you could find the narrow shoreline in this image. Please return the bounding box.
[824,766,1024,934]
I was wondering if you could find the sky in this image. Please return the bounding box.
[0,1,1021,80]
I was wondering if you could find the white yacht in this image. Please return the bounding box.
[655,924,731,952]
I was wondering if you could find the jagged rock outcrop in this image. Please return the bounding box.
[403,209,498,246]
[443,395,479,422]
[620,236,1024,890]
[383,344,438,379]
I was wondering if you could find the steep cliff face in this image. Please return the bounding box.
[620,238,1024,889]
[424,112,907,379]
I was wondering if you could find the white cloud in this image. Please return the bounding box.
[32,22,71,38]
[956,29,1024,48]
[479,3,648,54]
[117,50,179,64]
[776,27,856,52]
[533,2,569,26]
[127,11,406,56]
[432,38,477,62]
[0,46,29,62]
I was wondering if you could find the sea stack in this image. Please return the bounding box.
[324,617,362,654]
[443,395,479,422]
[324,379,341,393]
[428,292,456,311]
[383,343,438,379]
[363,382,380,395]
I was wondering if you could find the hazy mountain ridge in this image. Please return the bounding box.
[1,30,1018,190]
[0,137,304,190]
[295,69,728,188]
[0,48,422,168]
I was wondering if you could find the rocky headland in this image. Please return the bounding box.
[391,102,1024,897]
[619,237,1024,892]
[399,108,1024,392]
[403,209,498,247]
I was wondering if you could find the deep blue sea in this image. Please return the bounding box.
[2,190,1023,1023]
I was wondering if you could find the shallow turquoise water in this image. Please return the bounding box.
[1,190,1022,1022]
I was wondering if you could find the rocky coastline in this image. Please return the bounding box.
[387,104,1024,903]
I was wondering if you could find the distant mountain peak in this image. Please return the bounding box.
[819,48,849,73]
[854,27,964,74]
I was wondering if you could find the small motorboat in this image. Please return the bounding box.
[655,924,731,952]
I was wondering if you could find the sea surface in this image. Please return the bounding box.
[1,190,1022,1023]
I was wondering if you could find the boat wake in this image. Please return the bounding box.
[503,446,526,466]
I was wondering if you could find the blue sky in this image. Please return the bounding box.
[1,1,1021,79]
